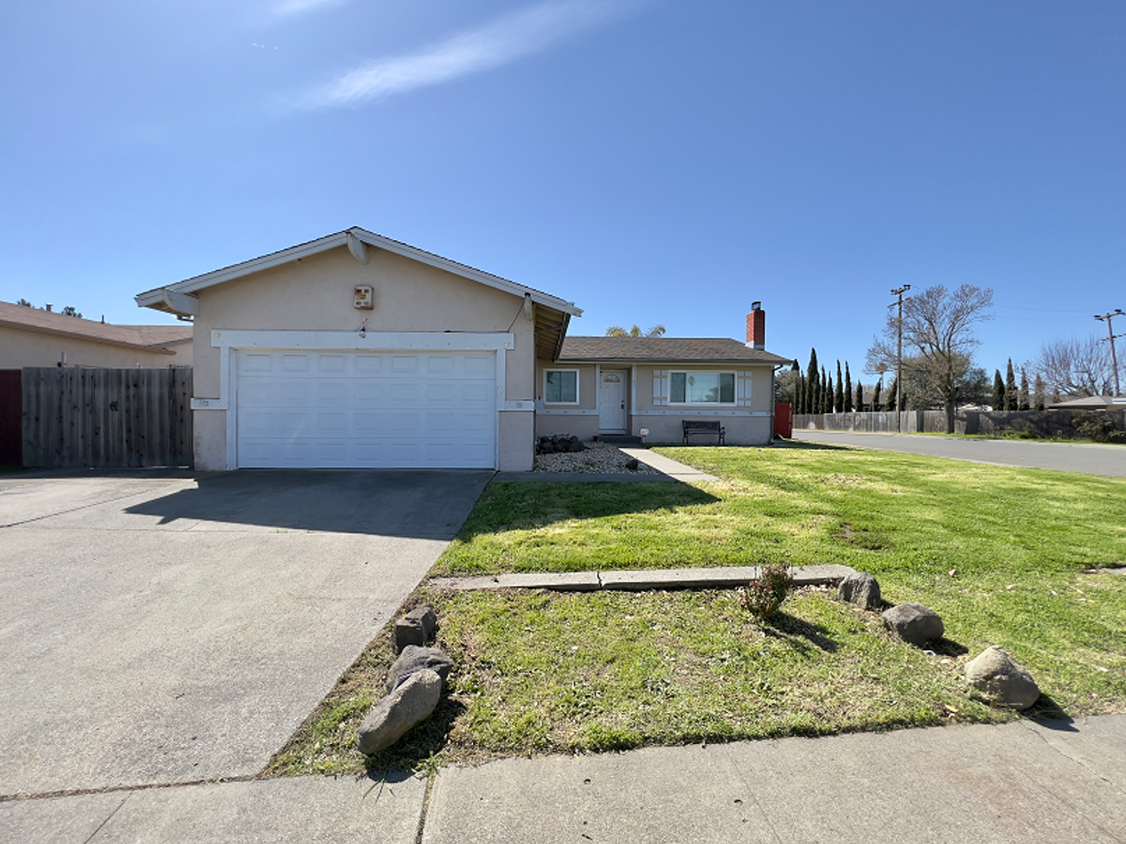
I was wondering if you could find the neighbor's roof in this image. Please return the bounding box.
[558,336,791,365]
[135,226,582,361]
[0,300,191,354]
[1048,394,1126,409]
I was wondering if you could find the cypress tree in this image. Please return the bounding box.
[992,370,1005,410]
[835,361,845,412]
[844,362,854,412]
[854,380,863,412]
[805,349,819,415]
[1019,368,1030,411]
[1005,359,1017,411]
[873,378,882,411]
[820,366,830,413]
[886,376,898,411]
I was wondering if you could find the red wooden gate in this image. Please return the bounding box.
[774,402,793,439]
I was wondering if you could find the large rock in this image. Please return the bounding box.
[386,645,455,693]
[357,669,442,755]
[882,603,944,646]
[393,604,438,653]
[838,571,882,611]
[965,646,1040,710]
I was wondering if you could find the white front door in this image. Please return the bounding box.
[599,370,627,431]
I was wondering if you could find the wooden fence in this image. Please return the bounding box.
[22,368,193,469]
[794,408,1126,438]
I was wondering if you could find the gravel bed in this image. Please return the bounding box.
[532,441,661,474]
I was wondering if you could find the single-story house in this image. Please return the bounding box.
[0,300,193,369]
[135,228,789,472]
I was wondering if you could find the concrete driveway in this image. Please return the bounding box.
[791,430,1126,477]
[0,469,492,797]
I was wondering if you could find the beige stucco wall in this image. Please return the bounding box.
[0,326,183,369]
[534,361,776,445]
[534,362,599,439]
[190,245,537,471]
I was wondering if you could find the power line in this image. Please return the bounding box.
[890,285,911,431]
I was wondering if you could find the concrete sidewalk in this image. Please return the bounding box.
[7,715,1123,842]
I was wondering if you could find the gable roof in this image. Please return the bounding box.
[558,336,791,365]
[0,301,191,354]
[134,227,583,361]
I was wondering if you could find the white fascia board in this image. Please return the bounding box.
[209,329,515,352]
[176,233,349,295]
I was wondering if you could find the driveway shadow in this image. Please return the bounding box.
[124,469,494,539]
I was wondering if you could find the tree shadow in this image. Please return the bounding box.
[761,611,839,653]
[361,696,467,777]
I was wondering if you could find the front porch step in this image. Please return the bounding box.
[596,434,643,446]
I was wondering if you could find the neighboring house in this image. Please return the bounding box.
[537,307,789,444]
[0,300,192,369]
[134,228,788,472]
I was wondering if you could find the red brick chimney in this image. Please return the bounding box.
[746,301,765,350]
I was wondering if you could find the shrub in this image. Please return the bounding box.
[741,563,794,617]
[1076,413,1126,444]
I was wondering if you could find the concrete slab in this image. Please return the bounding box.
[599,564,855,590]
[0,791,127,844]
[98,775,426,844]
[0,471,491,796]
[0,775,427,844]
[422,748,779,844]
[422,718,1126,844]
[430,571,603,592]
[429,564,856,593]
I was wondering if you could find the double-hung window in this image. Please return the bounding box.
[669,371,735,405]
[544,369,579,404]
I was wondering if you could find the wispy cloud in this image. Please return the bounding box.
[274,0,347,18]
[299,0,640,109]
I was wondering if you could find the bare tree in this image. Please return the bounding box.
[605,324,666,337]
[866,284,994,432]
[1030,335,1119,398]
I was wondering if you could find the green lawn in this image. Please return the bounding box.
[268,443,1126,777]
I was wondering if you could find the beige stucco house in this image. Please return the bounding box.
[0,300,192,369]
[135,228,788,472]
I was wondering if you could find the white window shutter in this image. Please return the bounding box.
[653,370,665,406]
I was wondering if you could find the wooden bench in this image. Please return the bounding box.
[682,420,725,445]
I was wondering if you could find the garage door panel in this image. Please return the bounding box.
[236,350,497,468]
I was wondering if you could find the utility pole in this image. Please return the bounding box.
[890,285,911,431]
[1095,309,1125,397]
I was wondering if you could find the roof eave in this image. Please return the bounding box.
[134,227,582,318]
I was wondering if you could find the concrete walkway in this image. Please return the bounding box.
[792,430,1126,478]
[6,715,1124,843]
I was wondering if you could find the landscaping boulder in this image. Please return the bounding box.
[358,669,442,755]
[386,645,455,693]
[393,604,438,653]
[965,646,1040,711]
[838,571,882,611]
[881,603,944,646]
[625,457,640,471]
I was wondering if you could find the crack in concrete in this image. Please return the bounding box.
[1020,720,1115,787]
[81,793,129,844]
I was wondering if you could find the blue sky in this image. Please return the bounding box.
[2,1,1123,383]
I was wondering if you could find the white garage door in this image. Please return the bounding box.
[236,350,497,468]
